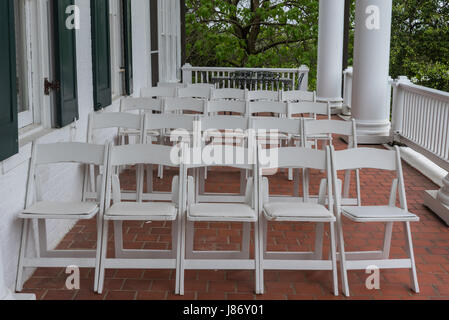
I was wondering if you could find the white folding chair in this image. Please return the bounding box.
[85,112,145,202]
[330,146,420,297]
[197,115,251,201]
[177,86,211,100]
[141,86,177,98]
[302,119,360,205]
[281,90,317,102]
[119,97,163,143]
[16,142,108,293]
[246,90,280,102]
[143,113,197,199]
[257,146,338,296]
[97,143,184,294]
[177,145,260,295]
[286,101,331,182]
[251,117,302,186]
[212,88,247,101]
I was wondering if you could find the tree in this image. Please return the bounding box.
[390,0,449,91]
[186,0,449,92]
[186,0,319,86]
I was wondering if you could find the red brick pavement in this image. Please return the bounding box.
[21,132,449,300]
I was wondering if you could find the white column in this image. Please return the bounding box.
[0,250,13,300]
[316,0,345,101]
[437,175,449,206]
[352,0,392,141]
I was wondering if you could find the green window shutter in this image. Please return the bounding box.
[123,0,133,96]
[91,0,112,111]
[0,0,18,161]
[54,0,79,128]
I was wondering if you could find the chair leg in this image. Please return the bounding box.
[93,214,104,293]
[178,215,187,296]
[254,220,261,294]
[113,221,124,258]
[329,222,339,296]
[314,223,324,259]
[174,215,182,295]
[404,222,420,293]
[288,168,293,181]
[258,218,267,295]
[158,165,164,179]
[343,170,351,199]
[336,217,350,297]
[382,222,394,259]
[15,219,29,292]
[146,164,153,194]
[97,220,109,295]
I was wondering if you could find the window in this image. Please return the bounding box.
[159,0,181,83]
[110,0,126,98]
[150,0,159,87]
[14,0,34,128]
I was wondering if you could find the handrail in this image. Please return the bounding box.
[391,77,449,172]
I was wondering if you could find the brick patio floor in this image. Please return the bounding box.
[21,131,449,300]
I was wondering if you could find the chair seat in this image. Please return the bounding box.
[21,201,98,218]
[341,206,419,222]
[188,203,257,222]
[264,202,335,221]
[106,202,177,221]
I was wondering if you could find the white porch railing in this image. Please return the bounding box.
[391,76,449,224]
[391,78,449,170]
[182,63,309,91]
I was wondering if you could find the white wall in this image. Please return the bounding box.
[0,0,150,290]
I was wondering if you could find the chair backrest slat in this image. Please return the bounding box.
[259,147,327,170]
[281,90,316,102]
[207,100,247,115]
[212,88,246,100]
[248,101,288,116]
[146,113,195,131]
[110,144,179,167]
[332,148,398,171]
[185,145,254,170]
[251,118,301,135]
[35,142,107,165]
[141,86,177,98]
[288,101,330,118]
[89,112,142,131]
[164,97,206,114]
[120,97,162,113]
[247,90,279,101]
[303,119,354,136]
[201,116,249,131]
[178,86,211,99]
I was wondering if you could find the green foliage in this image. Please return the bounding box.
[186,0,319,88]
[390,0,449,91]
[186,0,449,92]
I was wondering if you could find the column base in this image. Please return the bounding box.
[424,190,449,226]
[1,289,36,300]
[355,120,391,145]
